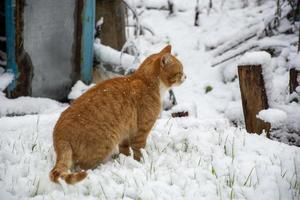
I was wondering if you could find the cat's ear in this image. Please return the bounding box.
[160,45,172,54]
[160,53,173,68]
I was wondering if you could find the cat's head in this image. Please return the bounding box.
[158,45,186,88]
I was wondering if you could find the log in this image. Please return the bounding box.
[211,41,258,67]
[210,3,292,66]
[171,111,189,118]
[238,65,271,136]
[289,68,299,95]
[210,25,259,57]
[194,1,200,27]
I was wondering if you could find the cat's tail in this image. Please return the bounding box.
[50,168,87,184]
[49,141,87,184]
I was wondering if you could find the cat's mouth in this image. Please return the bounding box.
[171,73,186,86]
[177,73,187,85]
[181,73,187,83]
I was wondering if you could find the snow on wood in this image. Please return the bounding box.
[94,39,137,74]
[257,108,287,125]
[210,24,260,57]
[211,2,293,67]
[68,80,95,100]
[211,40,258,67]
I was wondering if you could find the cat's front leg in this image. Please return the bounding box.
[119,138,130,156]
[130,131,149,161]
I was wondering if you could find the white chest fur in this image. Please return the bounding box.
[159,80,170,102]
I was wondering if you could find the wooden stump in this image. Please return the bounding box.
[289,68,299,94]
[238,65,271,136]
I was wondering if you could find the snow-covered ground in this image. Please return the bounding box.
[0,111,299,200]
[0,0,300,199]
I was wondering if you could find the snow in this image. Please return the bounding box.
[239,51,272,67]
[257,108,287,124]
[0,112,299,200]
[0,72,14,92]
[0,0,300,199]
[291,53,300,70]
[68,81,95,100]
[94,39,137,74]
[0,96,67,117]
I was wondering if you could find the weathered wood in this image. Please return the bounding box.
[172,111,189,118]
[194,0,200,26]
[289,68,299,94]
[238,65,270,136]
[96,0,126,51]
[167,0,174,16]
[9,0,33,97]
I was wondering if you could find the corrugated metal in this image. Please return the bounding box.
[23,0,76,100]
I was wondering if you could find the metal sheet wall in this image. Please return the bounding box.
[23,0,76,100]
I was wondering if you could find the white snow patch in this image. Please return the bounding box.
[0,72,14,92]
[68,80,95,100]
[0,113,299,200]
[257,108,287,124]
[0,96,67,117]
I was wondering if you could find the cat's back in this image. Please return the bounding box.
[54,76,142,136]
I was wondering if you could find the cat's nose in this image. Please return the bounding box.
[181,74,187,82]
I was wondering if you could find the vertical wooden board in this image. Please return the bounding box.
[5,0,18,96]
[13,0,33,97]
[289,68,299,94]
[238,65,271,136]
[95,0,126,50]
[80,0,95,84]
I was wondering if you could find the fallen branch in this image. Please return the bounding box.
[209,2,292,58]
[212,40,258,67]
[126,24,155,36]
[210,24,260,57]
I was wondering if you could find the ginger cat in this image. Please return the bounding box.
[49,45,186,184]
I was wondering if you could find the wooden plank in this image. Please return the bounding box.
[289,68,299,94]
[80,0,95,85]
[5,0,18,96]
[95,0,126,51]
[238,65,271,136]
[12,0,33,97]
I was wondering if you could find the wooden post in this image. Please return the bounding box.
[238,65,271,136]
[289,24,300,100]
[95,0,126,51]
[289,68,299,94]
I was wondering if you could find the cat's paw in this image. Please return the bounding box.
[49,169,61,183]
